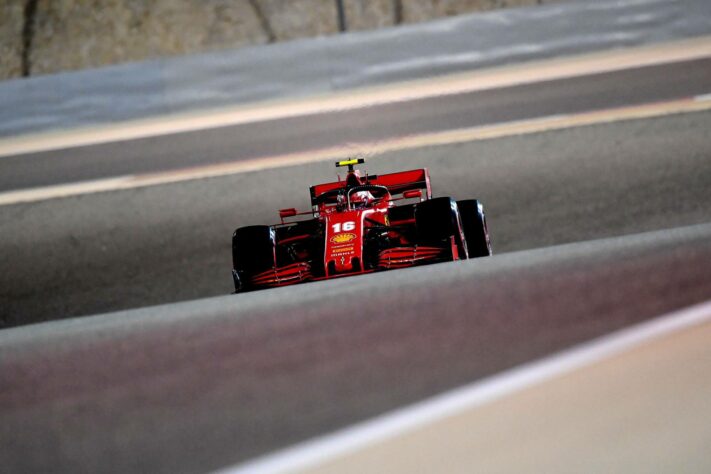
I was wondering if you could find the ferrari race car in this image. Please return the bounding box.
[231,159,491,292]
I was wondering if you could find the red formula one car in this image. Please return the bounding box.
[231,159,491,292]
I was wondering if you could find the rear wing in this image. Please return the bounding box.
[310,168,432,206]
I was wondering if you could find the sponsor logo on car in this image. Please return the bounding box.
[330,233,356,244]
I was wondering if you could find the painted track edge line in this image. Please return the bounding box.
[1,36,711,158]
[215,299,711,474]
[1,98,710,207]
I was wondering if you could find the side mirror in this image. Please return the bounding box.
[279,208,297,219]
[403,190,422,199]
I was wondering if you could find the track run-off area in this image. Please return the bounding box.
[1,38,711,473]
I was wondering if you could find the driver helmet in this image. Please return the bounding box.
[350,190,373,209]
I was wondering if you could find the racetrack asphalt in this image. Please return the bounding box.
[1,49,711,473]
[2,223,711,473]
[1,58,709,191]
[1,109,711,327]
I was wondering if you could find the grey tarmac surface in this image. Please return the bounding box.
[299,305,711,474]
[1,58,710,191]
[2,223,711,473]
[1,9,709,472]
[2,110,711,328]
[3,0,709,137]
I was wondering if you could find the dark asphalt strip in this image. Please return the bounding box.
[2,110,711,328]
[2,223,711,473]
[1,58,710,191]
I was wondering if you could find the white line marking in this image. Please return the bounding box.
[1,97,709,207]
[1,36,711,158]
[215,299,711,474]
[694,93,711,102]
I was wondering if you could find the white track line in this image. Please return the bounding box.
[216,299,711,474]
[1,96,710,206]
[1,36,711,158]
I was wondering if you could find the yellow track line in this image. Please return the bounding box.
[1,96,710,206]
[1,36,711,158]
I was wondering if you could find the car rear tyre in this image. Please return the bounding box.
[232,225,276,291]
[457,199,492,258]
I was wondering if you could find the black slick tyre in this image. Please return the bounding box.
[232,225,276,291]
[457,199,492,258]
[415,197,467,258]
